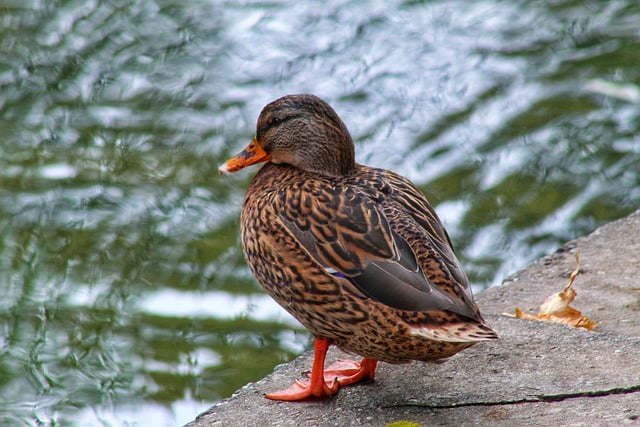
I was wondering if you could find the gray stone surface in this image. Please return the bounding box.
[188,210,640,427]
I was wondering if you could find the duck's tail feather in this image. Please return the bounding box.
[409,320,499,343]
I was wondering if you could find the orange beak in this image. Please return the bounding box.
[218,137,270,174]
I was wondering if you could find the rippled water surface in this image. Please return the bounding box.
[1,0,639,425]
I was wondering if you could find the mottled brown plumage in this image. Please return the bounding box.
[219,94,498,401]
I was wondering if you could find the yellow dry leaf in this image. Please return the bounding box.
[505,253,597,331]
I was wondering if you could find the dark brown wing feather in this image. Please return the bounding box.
[276,173,479,319]
[381,169,474,300]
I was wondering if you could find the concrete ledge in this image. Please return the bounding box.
[188,210,640,427]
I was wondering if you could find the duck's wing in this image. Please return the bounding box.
[275,179,480,320]
[381,170,475,300]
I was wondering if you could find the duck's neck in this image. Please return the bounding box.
[313,114,356,176]
[318,135,355,177]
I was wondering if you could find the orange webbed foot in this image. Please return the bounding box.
[265,377,339,401]
[323,358,378,386]
[264,338,378,401]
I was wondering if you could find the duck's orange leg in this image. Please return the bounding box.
[265,338,339,401]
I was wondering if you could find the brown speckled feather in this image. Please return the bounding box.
[241,163,496,363]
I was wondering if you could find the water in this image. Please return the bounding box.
[1,0,639,425]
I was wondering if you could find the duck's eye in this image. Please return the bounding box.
[269,116,282,127]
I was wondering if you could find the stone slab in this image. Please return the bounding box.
[187,210,640,427]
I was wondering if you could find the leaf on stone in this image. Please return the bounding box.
[505,252,597,331]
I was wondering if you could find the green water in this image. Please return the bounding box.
[1,0,639,425]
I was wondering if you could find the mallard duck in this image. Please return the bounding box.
[219,94,498,401]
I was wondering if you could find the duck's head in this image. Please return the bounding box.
[219,94,355,177]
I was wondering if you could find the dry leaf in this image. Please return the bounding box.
[504,253,597,331]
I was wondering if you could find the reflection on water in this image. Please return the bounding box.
[1,0,639,425]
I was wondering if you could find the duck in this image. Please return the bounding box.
[219,94,498,401]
